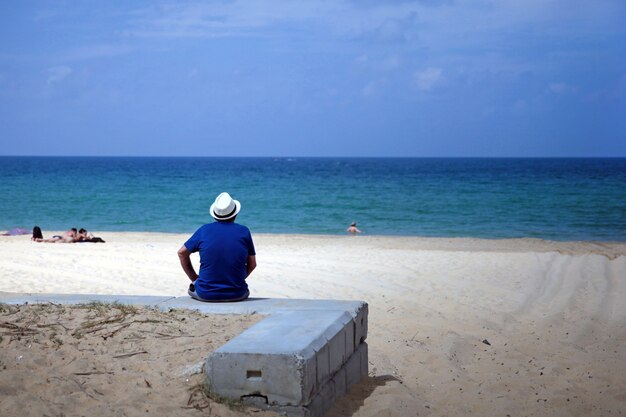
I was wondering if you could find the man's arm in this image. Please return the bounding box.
[246,255,257,278]
[177,245,198,282]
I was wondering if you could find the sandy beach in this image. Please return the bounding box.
[1,232,625,416]
[0,303,266,417]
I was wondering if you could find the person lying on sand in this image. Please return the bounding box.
[32,226,105,243]
[76,228,93,241]
[32,227,77,243]
[75,228,106,243]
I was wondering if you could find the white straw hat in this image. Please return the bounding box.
[210,192,241,221]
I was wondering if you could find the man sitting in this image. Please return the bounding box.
[177,192,257,302]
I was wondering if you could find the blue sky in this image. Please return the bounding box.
[1,1,624,157]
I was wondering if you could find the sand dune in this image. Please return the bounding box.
[1,232,625,416]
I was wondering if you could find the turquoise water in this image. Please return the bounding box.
[0,157,624,241]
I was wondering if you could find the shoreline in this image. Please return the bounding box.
[6,231,624,259]
[13,228,626,243]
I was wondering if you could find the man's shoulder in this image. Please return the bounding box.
[207,222,251,233]
[229,223,252,236]
[197,223,214,231]
[191,223,219,236]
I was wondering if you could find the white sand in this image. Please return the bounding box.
[1,232,625,416]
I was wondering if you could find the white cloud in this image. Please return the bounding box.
[549,82,577,94]
[357,54,401,71]
[481,106,496,118]
[359,12,419,42]
[362,81,378,97]
[122,1,424,39]
[615,73,626,98]
[60,44,134,62]
[124,0,624,42]
[513,99,527,114]
[46,66,73,84]
[413,67,442,90]
[380,55,401,71]
[33,10,57,22]
[362,78,387,97]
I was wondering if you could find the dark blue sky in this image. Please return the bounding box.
[1,1,625,157]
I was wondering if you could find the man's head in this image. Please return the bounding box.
[210,192,241,222]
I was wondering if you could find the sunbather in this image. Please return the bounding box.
[76,228,93,241]
[33,227,78,243]
[75,228,106,243]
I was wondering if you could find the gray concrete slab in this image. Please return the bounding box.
[161,296,367,318]
[206,310,356,406]
[217,310,353,355]
[0,292,174,306]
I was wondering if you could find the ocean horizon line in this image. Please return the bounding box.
[1,155,625,160]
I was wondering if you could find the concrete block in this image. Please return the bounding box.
[159,296,368,319]
[207,351,311,405]
[302,353,318,402]
[303,362,348,417]
[332,367,347,400]
[206,310,356,407]
[316,343,330,387]
[360,342,369,378]
[327,327,347,377]
[0,292,174,307]
[236,369,351,417]
[306,377,337,417]
[345,318,355,356]
[354,303,368,346]
[345,343,368,389]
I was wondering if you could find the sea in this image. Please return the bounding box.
[0,157,624,241]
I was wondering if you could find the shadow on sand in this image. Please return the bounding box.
[326,374,405,417]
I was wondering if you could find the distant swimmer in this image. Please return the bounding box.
[347,222,362,234]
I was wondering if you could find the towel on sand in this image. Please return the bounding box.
[1,228,29,236]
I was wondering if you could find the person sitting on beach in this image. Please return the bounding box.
[347,222,362,234]
[33,227,78,243]
[177,192,257,302]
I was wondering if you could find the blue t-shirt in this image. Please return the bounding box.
[184,222,256,300]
